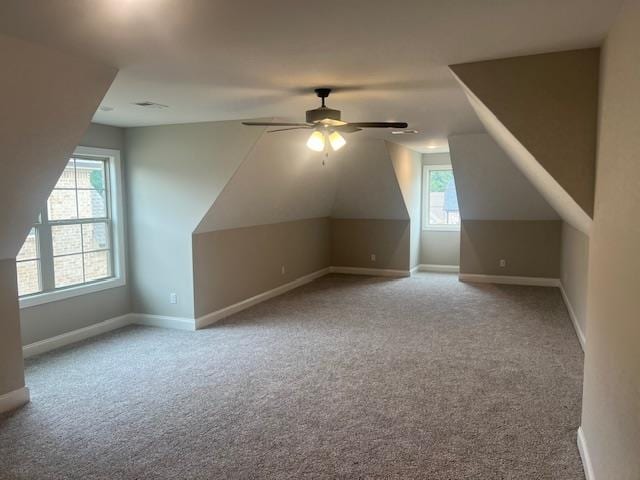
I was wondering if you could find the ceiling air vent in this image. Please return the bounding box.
[133,101,169,109]
[391,129,419,135]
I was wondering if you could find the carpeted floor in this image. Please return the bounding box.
[0,273,584,479]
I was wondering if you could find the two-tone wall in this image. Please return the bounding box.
[17,119,420,348]
[449,133,561,278]
[451,49,598,235]
[126,122,416,322]
[193,218,331,316]
[191,133,416,319]
[330,218,410,271]
[460,220,560,278]
[451,34,640,478]
[125,121,263,318]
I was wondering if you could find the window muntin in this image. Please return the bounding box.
[423,165,460,231]
[16,152,120,300]
[16,227,41,296]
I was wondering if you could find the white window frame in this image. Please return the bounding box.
[19,146,126,309]
[422,164,460,232]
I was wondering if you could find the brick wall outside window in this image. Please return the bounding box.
[16,158,113,296]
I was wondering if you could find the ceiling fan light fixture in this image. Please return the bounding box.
[306,130,325,152]
[329,131,346,151]
[244,88,408,153]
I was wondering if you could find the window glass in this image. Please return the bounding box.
[16,154,117,298]
[84,251,111,282]
[77,190,107,218]
[47,189,78,220]
[54,254,84,288]
[424,166,460,230]
[16,228,41,296]
[52,224,82,256]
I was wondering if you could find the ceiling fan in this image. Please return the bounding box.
[242,88,408,152]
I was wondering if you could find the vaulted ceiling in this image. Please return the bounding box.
[0,0,622,152]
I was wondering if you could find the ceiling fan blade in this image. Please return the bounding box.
[348,122,409,128]
[242,121,311,127]
[267,127,313,132]
[333,124,363,133]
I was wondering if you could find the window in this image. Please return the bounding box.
[422,164,460,231]
[17,147,125,307]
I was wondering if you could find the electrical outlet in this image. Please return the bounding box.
[281,265,286,275]
[371,254,376,262]
[169,292,178,304]
[499,259,506,268]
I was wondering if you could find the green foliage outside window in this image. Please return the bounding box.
[90,170,104,190]
[429,170,454,193]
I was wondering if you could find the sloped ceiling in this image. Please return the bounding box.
[126,120,264,236]
[196,131,409,232]
[330,137,409,220]
[125,120,265,318]
[195,129,337,232]
[450,49,599,234]
[0,33,117,260]
[449,133,559,221]
[386,141,422,268]
[0,0,622,152]
[386,141,422,220]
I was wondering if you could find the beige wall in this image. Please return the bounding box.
[460,220,561,278]
[193,218,330,317]
[451,49,599,218]
[560,222,589,346]
[0,260,25,396]
[580,2,640,477]
[330,219,410,271]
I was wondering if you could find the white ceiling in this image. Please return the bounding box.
[0,0,622,152]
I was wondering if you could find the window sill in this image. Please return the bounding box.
[19,276,126,309]
[423,226,460,232]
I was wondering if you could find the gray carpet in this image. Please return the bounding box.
[0,273,584,479]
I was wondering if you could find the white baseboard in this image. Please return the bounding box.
[22,314,132,358]
[130,313,196,331]
[20,264,409,355]
[559,283,586,351]
[329,266,410,277]
[197,267,331,329]
[459,273,560,287]
[20,269,332,355]
[0,386,30,413]
[577,426,595,480]
[418,264,460,273]
[22,312,196,358]
[410,265,420,274]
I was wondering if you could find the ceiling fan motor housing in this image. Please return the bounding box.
[306,106,341,124]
